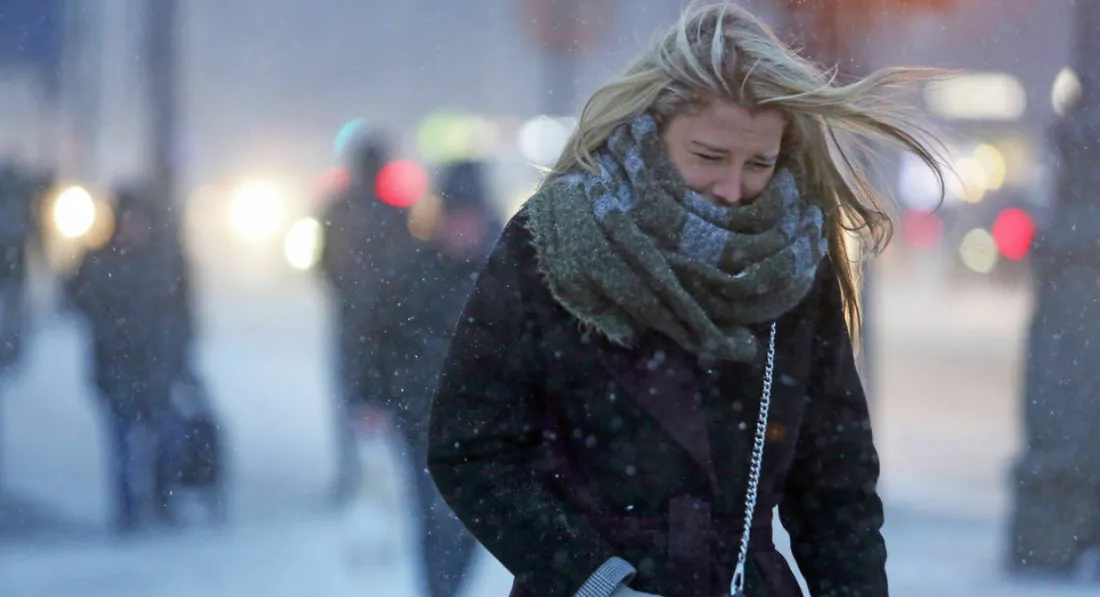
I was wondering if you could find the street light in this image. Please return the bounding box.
[229,181,286,241]
[52,185,96,239]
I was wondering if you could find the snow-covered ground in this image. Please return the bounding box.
[0,273,1092,597]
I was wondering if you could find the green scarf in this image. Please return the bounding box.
[525,113,827,362]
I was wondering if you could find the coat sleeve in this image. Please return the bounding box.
[779,262,888,597]
[427,221,633,597]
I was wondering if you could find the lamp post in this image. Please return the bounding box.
[144,0,181,229]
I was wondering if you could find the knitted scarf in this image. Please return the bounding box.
[525,113,827,362]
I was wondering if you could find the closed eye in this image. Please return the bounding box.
[693,152,723,162]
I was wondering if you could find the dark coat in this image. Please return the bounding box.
[377,194,503,429]
[67,237,194,416]
[344,161,502,426]
[427,210,887,597]
[378,246,489,428]
[318,182,416,407]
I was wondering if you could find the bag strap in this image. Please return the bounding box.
[730,322,777,597]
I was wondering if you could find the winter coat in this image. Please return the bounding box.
[427,210,887,597]
[376,246,487,428]
[68,238,194,416]
[318,182,417,407]
[377,203,503,429]
[0,164,41,280]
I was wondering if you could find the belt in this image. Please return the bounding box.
[591,496,776,597]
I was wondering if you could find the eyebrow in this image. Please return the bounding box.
[691,140,778,162]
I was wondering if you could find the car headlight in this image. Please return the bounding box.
[283,217,323,270]
[229,181,286,241]
[53,185,97,239]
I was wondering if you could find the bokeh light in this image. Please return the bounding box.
[53,185,97,239]
[959,228,998,273]
[375,161,429,208]
[284,217,324,270]
[992,208,1036,261]
[230,181,286,240]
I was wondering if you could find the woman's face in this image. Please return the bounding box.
[661,100,786,206]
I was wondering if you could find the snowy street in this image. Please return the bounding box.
[0,0,1090,595]
[0,271,1092,597]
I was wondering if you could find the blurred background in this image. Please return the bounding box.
[0,0,1096,596]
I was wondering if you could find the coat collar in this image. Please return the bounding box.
[596,331,719,488]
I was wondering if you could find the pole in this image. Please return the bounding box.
[144,0,180,227]
[540,0,580,116]
[1010,0,1100,580]
[59,0,101,182]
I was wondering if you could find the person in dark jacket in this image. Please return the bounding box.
[427,4,948,597]
[318,128,417,504]
[379,159,502,597]
[67,183,194,533]
[0,161,45,373]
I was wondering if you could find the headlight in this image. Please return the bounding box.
[229,181,286,241]
[53,185,97,239]
[283,217,323,270]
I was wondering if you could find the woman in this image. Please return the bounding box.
[428,3,946,597]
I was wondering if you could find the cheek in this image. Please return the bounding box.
[668,151,713,190]
[678,166,715,190]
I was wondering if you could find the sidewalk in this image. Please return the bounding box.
[0,485,1092,597]
[871,277,1028,523]
[867,277,1093,596]
[1,275,1090,597]
[883,513,1096,596]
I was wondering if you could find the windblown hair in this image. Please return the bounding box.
[547,0,949,344]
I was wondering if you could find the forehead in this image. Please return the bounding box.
[678,101,786,152]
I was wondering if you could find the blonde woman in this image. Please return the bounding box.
[428,2,946,596]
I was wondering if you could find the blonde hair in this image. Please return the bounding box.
[548,0,949,344]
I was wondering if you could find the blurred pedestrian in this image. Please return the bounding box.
[427,3,949,597]
[317,127,417,505]
[66,183,195,533]
[381,160,501,597]
[0,160,45,374]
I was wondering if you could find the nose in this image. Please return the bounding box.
[710,167,744,205]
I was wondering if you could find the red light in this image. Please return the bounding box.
[902,209,943,251]
[375,160,428,208]
[992,208,1036,261]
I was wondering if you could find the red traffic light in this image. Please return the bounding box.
[375,160,428,208]
[992,207,1036,261]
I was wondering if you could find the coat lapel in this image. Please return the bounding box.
[596,332,718,487]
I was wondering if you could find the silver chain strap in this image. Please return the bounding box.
[730,322,777,597]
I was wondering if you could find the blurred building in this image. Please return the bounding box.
[864,1,1073,283]
[0,0,1079,286]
